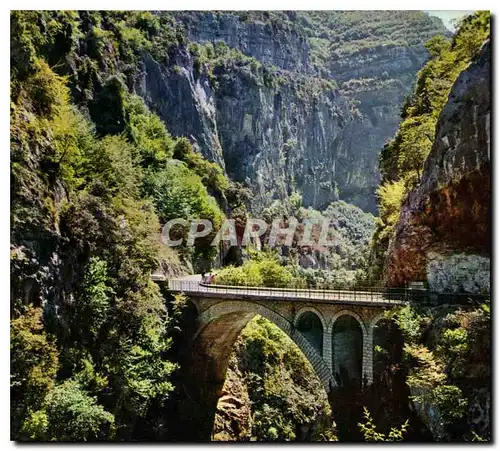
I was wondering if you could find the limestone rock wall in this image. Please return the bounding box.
[426,252,490,294]
[133,12,447,213]
[212,354,253,441]
[177,11,313,75]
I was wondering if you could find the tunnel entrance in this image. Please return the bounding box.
[296,311,323,355]
[332,315,363,387]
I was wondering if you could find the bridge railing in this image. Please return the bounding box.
[166,280,489,306]
[167,280,411,304]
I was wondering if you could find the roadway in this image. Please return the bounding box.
[165,275,407,307]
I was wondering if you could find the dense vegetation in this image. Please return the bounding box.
[10,10,231,440]
[369,11,490,282]
[217,199,376,289]
[213,316,337,441]
[388,300,491,440]
[361,11,491,441]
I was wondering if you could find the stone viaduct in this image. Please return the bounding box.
[163,278,406,440]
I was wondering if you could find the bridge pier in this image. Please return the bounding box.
[323,329,333,373]
[362,330,374,386]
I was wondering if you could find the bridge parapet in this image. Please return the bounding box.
[168,280,408,307]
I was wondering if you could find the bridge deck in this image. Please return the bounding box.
[164,279,407,307]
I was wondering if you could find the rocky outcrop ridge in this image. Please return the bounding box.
[383,41,491,291]
[177,11,313,75]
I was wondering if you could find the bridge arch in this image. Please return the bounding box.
[369,311,389,333]
[371,313,403,385]
[294,306,327,330]
[329,309,367,335]
[198,301,333,389]
[294,307,326,356]
[177,300,335,440]
[166,279,408,440]
[330,310,366,387]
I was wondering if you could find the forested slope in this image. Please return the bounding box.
[10,11,230,440]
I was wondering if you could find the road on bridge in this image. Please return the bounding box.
[165,275,407,307]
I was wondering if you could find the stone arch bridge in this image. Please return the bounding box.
[162,276,407,440]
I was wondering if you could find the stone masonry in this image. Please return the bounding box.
[170,286,399,441]
[190,296,393,391]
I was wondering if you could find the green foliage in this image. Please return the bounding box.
[358,407,409,442]
[11,308,60,434]
[376,180,405,228]
[16,58,70,118]
[392,305,424,344]
[144,159,224,234]
[143,156,224,269]
[425,35,451,58]
[172,138,229,196]
[10,11,223,440]
[398,301,491,440]
[231,317,336,441]
[22,380,114,441]
[84,135,142,199]
[75,258,114,342]
[260,198,376,288]
[216,255,297,288]
[435,305,490,380]
[431,385,468,420]
[125,95,175,169]
[297,201,376,288]
[380,10,490,185]
[189,32,336,99]
[405,344,446,389]
[471,431,488,442]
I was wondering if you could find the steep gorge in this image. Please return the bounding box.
[10,9,491,443]
[367,12,491,441]
[135,11,448,213]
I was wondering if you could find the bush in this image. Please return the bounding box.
[22,380,114,441]
[358,407,409,442]
[11,308,59,435]
[216,256,294,288]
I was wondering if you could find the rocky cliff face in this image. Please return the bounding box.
[383,41,491,291]
[177,12,313,75]
[133,12,447,213]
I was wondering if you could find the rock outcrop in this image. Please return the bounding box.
[212,355,253,441]
[383,41,491,291]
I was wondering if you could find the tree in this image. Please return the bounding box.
[11,308,60,437]
[424,35,450,58]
